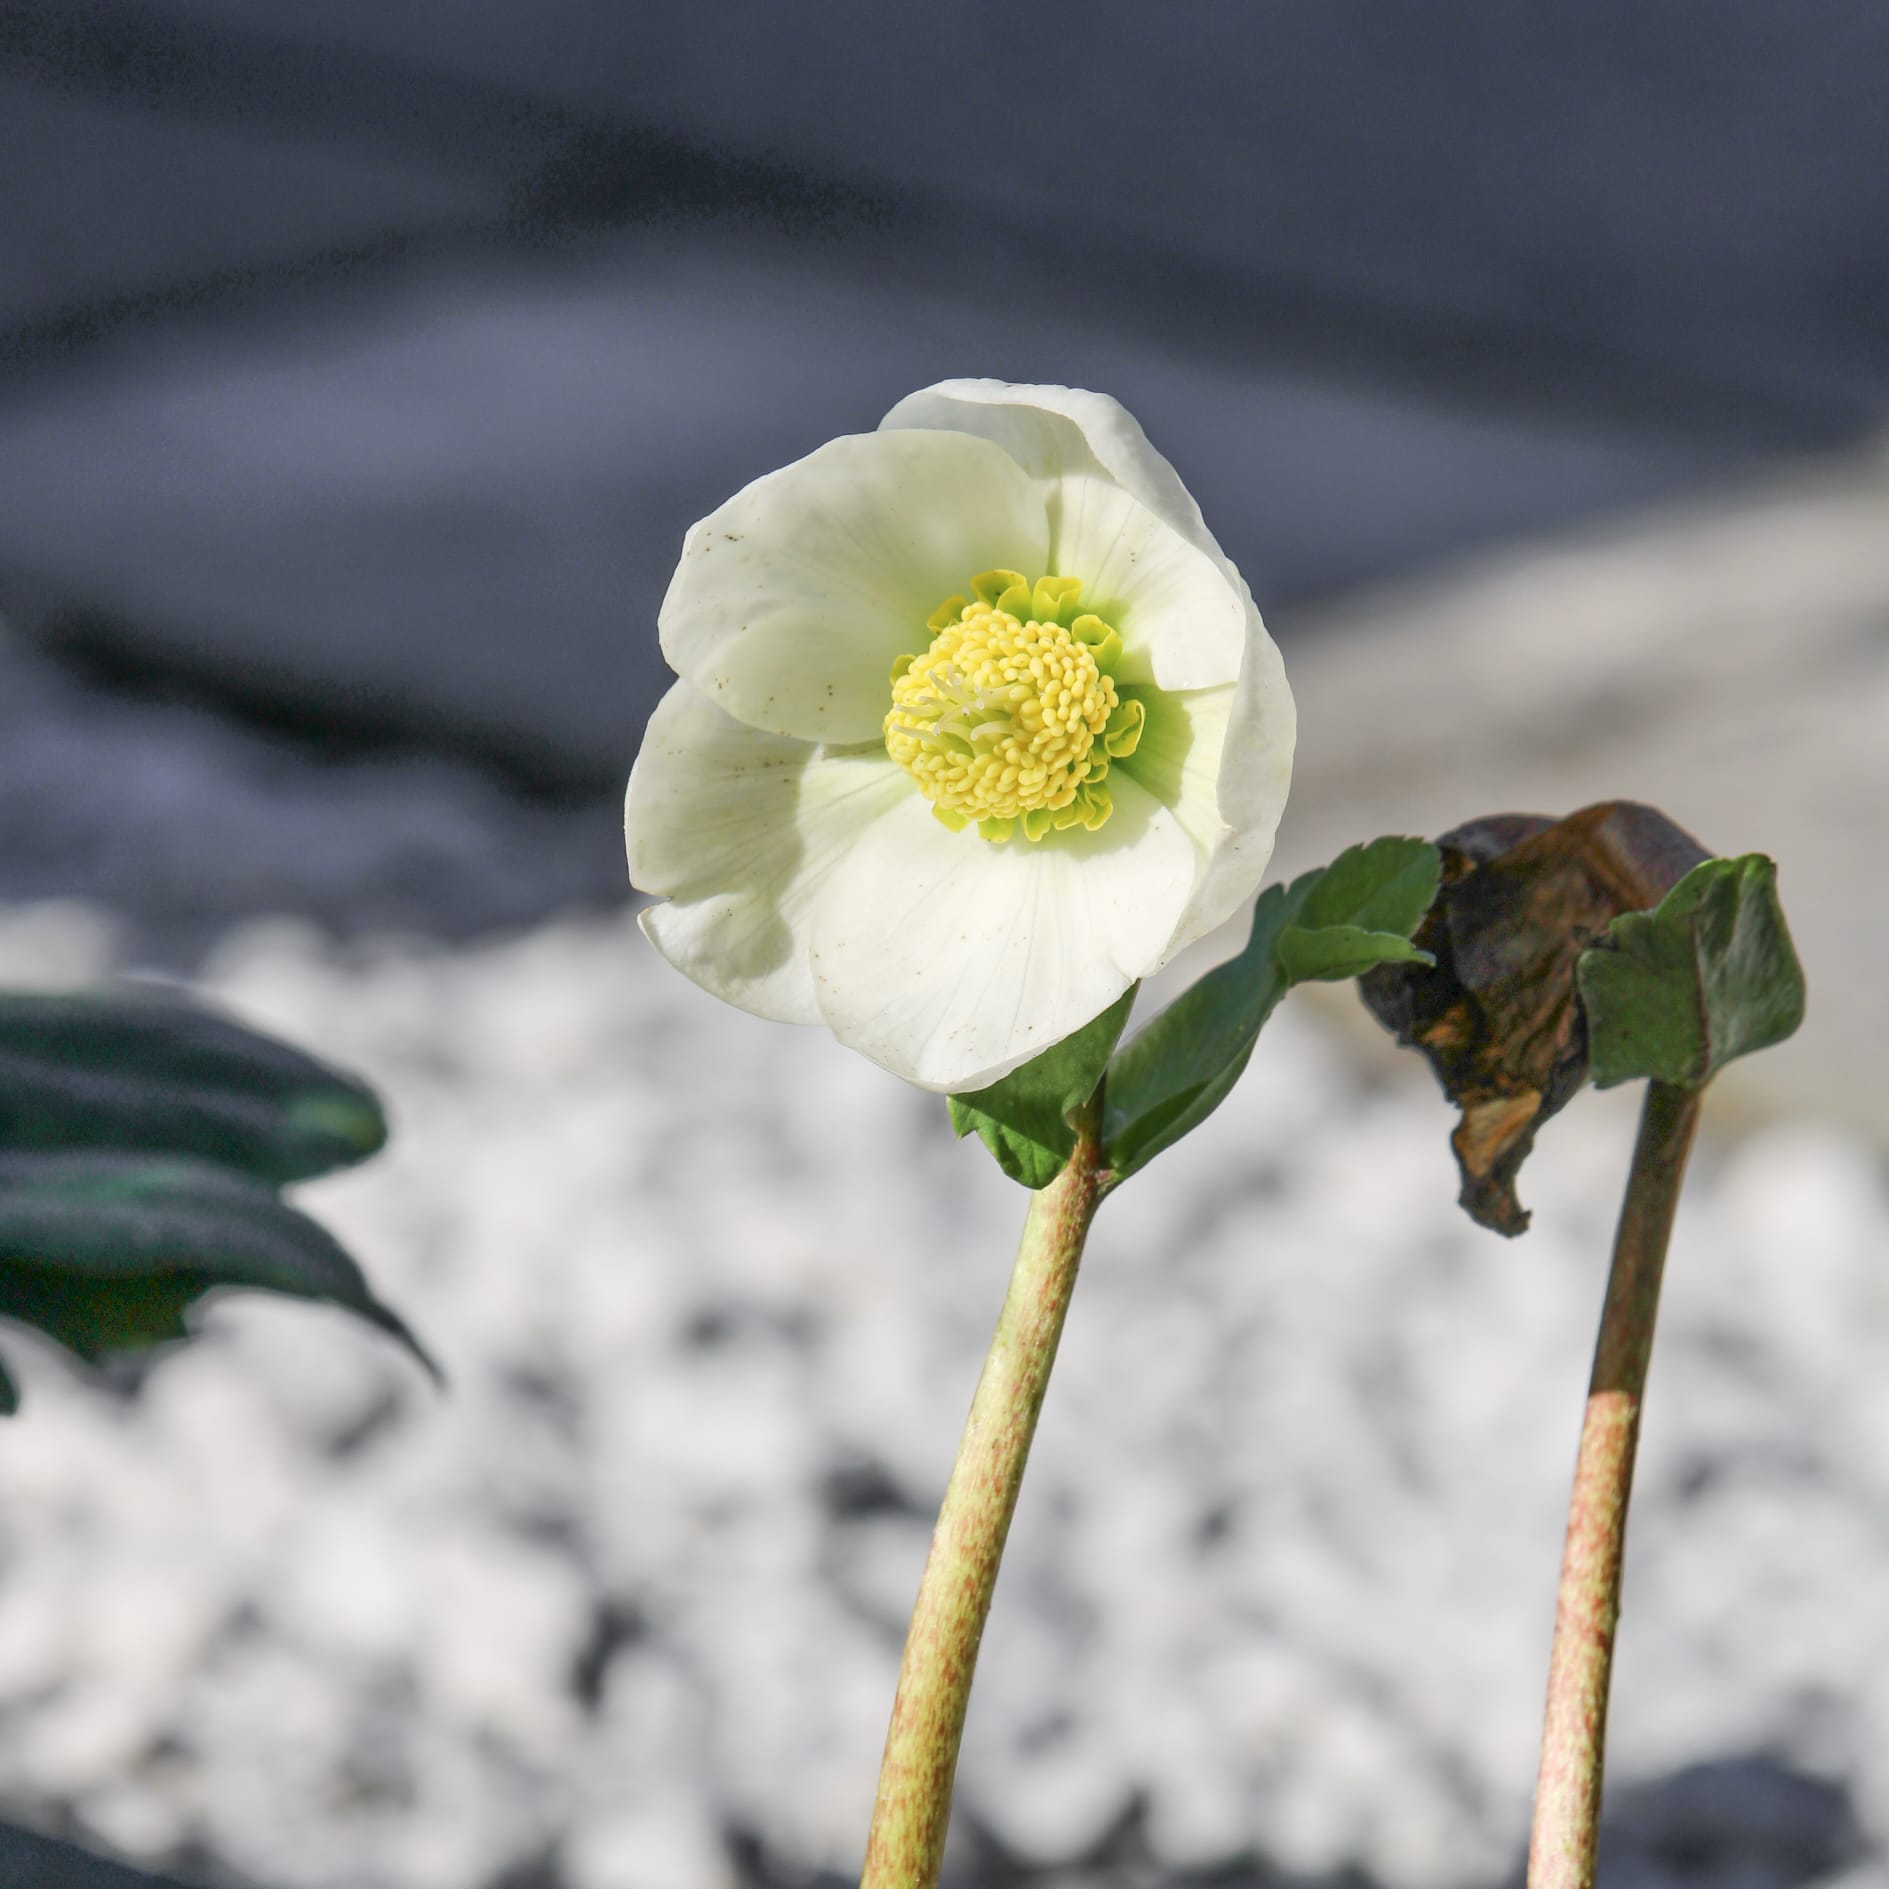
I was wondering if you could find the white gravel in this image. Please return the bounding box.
[0,633,628,959]
[0,899,1882,1889]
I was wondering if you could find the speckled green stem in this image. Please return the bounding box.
[1528,1079,1702,1889]
[859,1101,1108,1889]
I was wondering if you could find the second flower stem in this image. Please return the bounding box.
[859,1098,1108,1889]
[1528,1078,1703,1889]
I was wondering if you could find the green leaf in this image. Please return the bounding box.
[1289,833,1443,940]
[1101,874,1313,1180]
[1104,837,1440,1179]
[1577,854,1806,1089]
[1275,925,1432,984]
[948,987,1138,1188]
[1274,834,1441,985]
[0,990,387,1185]
[0,1152,438,1398]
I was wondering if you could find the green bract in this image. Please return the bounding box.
[947,988,1137,1189]
[1103,837,1438,1179]
[1577,854,1806,1089]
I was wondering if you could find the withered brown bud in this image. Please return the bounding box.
[1359,802,1710,1236]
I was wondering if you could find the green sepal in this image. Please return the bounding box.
[948,987,1138,1189]
[0,1152,438,1406]
[0,990,387,1186]
[1577,854,1806,1089]
[1104,837,1440,1179]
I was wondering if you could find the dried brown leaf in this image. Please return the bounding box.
[1359,802,1710,1235]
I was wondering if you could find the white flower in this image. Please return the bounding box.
[624,380,1295,1093]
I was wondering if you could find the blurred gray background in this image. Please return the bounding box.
[4,1,1887,801]
[1,6,1886,1889]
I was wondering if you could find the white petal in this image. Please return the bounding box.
[1119,613,1297,963]
[626,681,909,1023]
[881,380,1230,580]
[1050,472,1247,689]
[659,429,1049,744]
[882,381,1245,690]
[808,774,1196,1093]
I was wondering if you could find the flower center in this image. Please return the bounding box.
[883,570,1145,842]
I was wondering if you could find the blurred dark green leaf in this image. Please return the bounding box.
[1577,855,1806,1089]
[1104,838,1439,1178]
[0,1151,436,1384]
[0,990,386,1185]
[948,987,1137,1189]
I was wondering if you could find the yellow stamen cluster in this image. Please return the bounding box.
[884,570,1145,842]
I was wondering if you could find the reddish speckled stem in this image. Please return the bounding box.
[859,1101,1108,1889]
[1528,1079,1702,1889]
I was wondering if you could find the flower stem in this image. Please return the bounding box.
[859,1098,1109,1889]
[1528,1078,1703,1889]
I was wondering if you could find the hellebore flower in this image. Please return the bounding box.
[625,380,1295,1092]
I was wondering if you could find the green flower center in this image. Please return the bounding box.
[883,570,1145,842]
